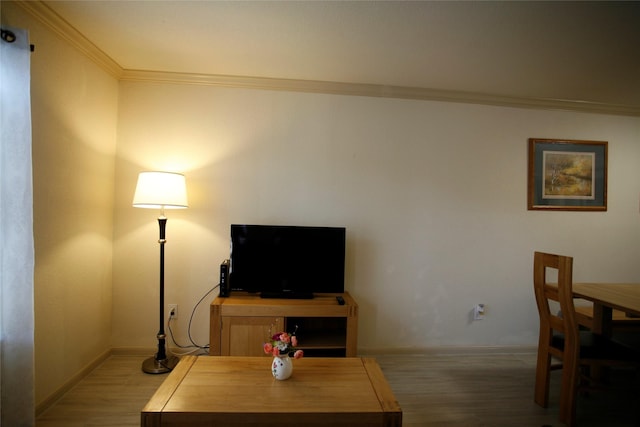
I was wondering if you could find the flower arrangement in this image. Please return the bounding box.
[263,326,304,359]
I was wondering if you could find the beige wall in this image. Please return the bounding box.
[2,2,118,407]
[113,82,640,353]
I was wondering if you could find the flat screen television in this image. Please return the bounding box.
[229,224,346,298]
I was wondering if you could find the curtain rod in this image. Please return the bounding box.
[1,28,35,52]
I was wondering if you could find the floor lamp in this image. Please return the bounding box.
[133,171,188,374]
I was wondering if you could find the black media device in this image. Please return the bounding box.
[219,259,230,297]
[229,224,346,299]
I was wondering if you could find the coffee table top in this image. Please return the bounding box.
[142,356,401,426]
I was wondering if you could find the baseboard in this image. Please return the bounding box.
[115,345,537,356]
[35,348,112,417]
[113,345,538,357]
[110,346,204,357]
[109,346,157,357]
[358,345,537,356]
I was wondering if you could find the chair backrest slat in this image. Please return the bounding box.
[533,251,579,348]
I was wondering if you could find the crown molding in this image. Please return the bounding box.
[18,1,640,117]
[15,0,123,78]
[119,69,640,116]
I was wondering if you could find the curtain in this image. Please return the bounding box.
[0,26,35,426]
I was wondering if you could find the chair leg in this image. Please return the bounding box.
[559,357,579,427]
[535,349,552,407]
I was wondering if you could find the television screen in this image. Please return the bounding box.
[229,224,346,297]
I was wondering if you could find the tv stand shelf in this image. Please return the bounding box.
[209,292,358,357]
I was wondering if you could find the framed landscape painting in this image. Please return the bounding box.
[527,138,607,211]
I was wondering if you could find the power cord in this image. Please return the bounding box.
[167,317,204,356]
[166,283,219,356]
[187,284,218,348]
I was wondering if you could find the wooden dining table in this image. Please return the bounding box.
[573,283,640,335]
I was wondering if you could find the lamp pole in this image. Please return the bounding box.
[141,214,177,374]
[157,216,167,360]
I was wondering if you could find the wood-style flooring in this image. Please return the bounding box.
[36,352,639,427]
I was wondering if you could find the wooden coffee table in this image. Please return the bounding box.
[141,355,402,426]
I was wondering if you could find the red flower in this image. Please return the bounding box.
[263,342,273,355]
[279,333,291,344]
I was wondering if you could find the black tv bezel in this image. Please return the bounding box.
[228,224,346,297]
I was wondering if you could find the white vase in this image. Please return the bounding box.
[271,355,293,380]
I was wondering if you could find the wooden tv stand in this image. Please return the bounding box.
[209,292,358,356]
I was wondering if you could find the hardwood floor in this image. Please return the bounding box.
[35,356,166,427]
[374,352,639,427]
[36,352,639,427]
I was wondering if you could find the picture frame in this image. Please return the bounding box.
[527,138,607,211]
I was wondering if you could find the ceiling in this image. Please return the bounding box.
[40,1,640,114]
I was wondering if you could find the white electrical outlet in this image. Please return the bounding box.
[473,304,485,320]
[168,304,178,319]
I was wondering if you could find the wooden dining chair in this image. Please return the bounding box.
[533,251,640,426]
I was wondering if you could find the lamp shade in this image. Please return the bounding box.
[132,171,188,209]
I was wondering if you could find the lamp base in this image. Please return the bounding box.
[142,355,179,374]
